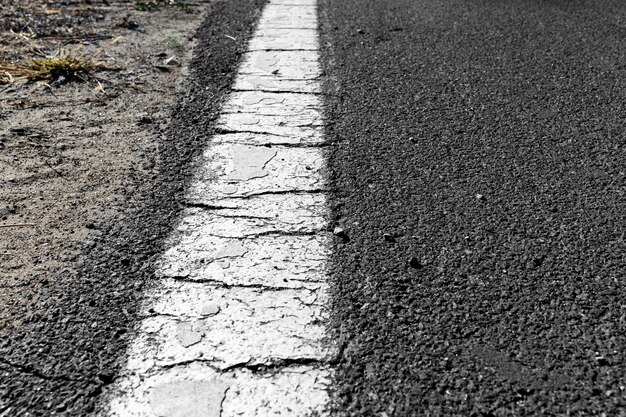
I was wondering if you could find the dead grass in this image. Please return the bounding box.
[0,50,113,84]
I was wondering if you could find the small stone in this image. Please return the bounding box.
[126,20,140,30]
[475,194,485,201]
[98,371,115,384]
[139,115,154,125]
[595,356,610,366]
[383,233,395,242]
[333,226,348,240]
[164,56,181,66]
[409,257,423,269]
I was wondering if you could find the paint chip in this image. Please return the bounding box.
[239,115,260,125]
[176,322,204,348]
[227,145,276,181]
[149,379,228,417]
[252,53,278,72]
[201,304,221,316]
[220,184,239,194]
[215,241,248,259]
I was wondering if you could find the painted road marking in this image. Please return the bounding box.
[107,0,333,415]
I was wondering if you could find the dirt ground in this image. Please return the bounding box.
[0,0,210,336]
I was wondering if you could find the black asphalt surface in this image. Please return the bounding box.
[3,0,626,415]
[0,0,265,414]
[320,0,626,415]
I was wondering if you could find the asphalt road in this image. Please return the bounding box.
[2,0,626,415]
[320,0,626,415]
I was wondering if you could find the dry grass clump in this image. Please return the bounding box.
[0,71,13,84]
[0,51,110,84]
[135,0,195,14]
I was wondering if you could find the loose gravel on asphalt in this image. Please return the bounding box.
[319,0,626,415]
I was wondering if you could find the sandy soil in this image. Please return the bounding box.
[0,0,210,336]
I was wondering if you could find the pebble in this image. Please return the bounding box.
[139,115,154,125]
[408,257,423,269]
[333,226,348,240]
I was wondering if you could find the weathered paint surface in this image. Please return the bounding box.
[107,0,332,415]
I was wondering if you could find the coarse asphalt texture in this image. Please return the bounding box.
[0,0,265,414]
[319,0,626,415]
[3,0,626,415]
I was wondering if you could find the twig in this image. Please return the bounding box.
[0,223,35,228]
[8,95,118,108]
[41,34,114,42]
[43,159,68,181]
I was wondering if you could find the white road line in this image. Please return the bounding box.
[106,0,333,416]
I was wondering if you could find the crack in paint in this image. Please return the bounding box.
[220,357,328,373]
[195,229,325,240]
[215,127,289,137]
[185,189,328,209]
[248,48,319,52]
[167,276,324,292]
[152,356,330,376]
[224,188,328,198]
[232,88,324,95]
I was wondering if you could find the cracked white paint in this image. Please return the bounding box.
[234,76,321,94]
[128,281,329,371]
[213,132,322,146]
[223,91,321,116]
[113,363,332,417]
[248,29,318,52]
[190,145,325,204]
[107,0,332,415]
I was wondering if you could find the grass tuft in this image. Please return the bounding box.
[30,54,92,80]
[0,51,111,84]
